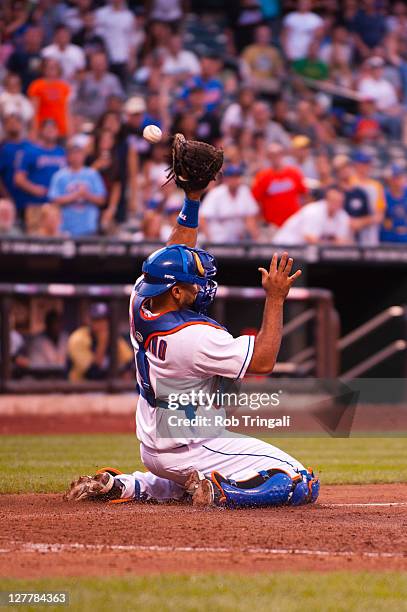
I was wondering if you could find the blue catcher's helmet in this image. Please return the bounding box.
[134,244,218,314]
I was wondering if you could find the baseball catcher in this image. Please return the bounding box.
[66,134,320,508]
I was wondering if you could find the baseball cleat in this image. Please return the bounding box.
[64,471,124,502]
[185,470,214,507]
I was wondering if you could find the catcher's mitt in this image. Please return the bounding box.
[165,133,224,192]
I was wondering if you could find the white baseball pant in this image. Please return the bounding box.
[116,433,306,501]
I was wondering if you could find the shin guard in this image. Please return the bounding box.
[211,470,293,508]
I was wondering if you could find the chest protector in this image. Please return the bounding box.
[130,293,225,406]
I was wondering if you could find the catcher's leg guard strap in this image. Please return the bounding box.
[212,471,293,508]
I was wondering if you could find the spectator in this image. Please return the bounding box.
[3,1,30,42]
[0,114,30,218]
[328,47,354,89]
[171,112,198,142]
[73,51,124,122]
[35,203,63,237]
[29,0,67,45]
[41,24,86,81]
[314,154,334,192]
[28,310,68,369]
[94,0,139,84]
[341,0,359,29]
[351,0,387,59]
[381,165,407,243]
[105,93,124,115]
[233,0,265,52]
[0,20,14,80]
[284,135,319,181]
[0,0,405,247]
[188,87,221,145]
[221,86,255,138]
[357,57,399,113]
[273,186,352,245]
[133,47,167,90]
[143,20,172,56]
[381,32,404,93]
[90,129,122,229]
[352,97,383,144]
[96,107,139,217]
[65,0,94,35]
[141,92,165,131]
[386,1,407,36]
[319,25,353,68]
[246,101,291,147]
[9,307,30,378]
[240,24,283,94]
[349,151,386,245]
[240,131,269,176]
[0,198,21,236]
[6,26,44,91]
[148,0,184,25]
[142,142,170,206]
[272,98,291,133]
[292,40,329,81]
[96,110,122,138]
[281,0,324,61]
[289,99,334,145]
[200,164,259,243]
[27,58,72,138]
[14,119,66,233]
[311,97,336,146]
[181,52,224,114]
[252,142,308,236]
[162,34,201,80]
[0,73,34,135]
[122,96,150,159]
[71,9,106,57]
[142,181,183,241]
[48,136,106,237]
[357,57,404,141]
[67,302,133,381]
[334,154,380,245]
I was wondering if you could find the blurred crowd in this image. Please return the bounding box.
[0,0,407,245]
[10,301,133,381]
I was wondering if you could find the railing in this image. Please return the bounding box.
[0,283,338,393]
[284,303,407,379]
[339,306,407,380]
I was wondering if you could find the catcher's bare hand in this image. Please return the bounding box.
[258,252,302,301]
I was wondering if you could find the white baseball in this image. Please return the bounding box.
[143,125,162,143]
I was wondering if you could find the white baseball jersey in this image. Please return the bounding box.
[129,288,254,451]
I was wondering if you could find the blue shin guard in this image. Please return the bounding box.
[290,469,320,506]
[211,468,320,508]
[212,471,293,508]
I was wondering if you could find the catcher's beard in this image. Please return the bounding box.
[172,282,199,309]
[150,283,198,313]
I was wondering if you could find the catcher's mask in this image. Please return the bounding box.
[135,244,218,314]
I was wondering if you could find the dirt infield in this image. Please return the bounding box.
[0,413,135,435]
[1,485,406,577]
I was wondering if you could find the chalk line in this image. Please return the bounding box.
[2,542,405,560]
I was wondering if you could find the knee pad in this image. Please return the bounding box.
[211,470,293,508]
[290,469,320,506]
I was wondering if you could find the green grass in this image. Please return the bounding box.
[0,574,406,612]
[1,435,406,494]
